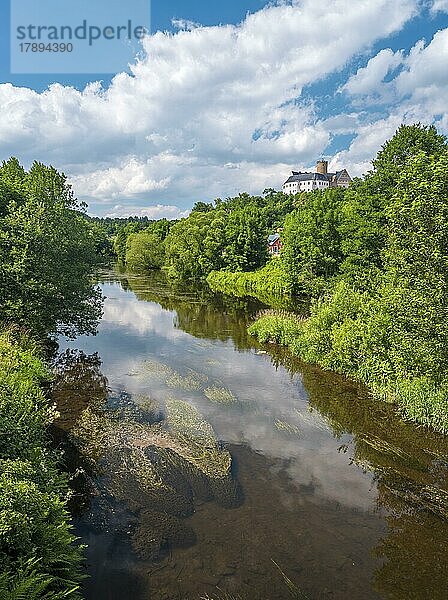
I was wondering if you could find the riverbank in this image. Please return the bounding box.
[248,290,448,434]
[206,261,296,309]
[108,127,448,438]
[0,330,83,597]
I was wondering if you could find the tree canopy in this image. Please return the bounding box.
[0,159,103,338]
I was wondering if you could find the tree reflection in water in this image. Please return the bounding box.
[52,271,448,600]
[269,349,448,600]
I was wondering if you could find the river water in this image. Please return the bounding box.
[54,271,448,600]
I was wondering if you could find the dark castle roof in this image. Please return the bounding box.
[284,169,350,185]
[284,171,329,184]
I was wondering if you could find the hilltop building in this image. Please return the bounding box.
[282,160,351,194]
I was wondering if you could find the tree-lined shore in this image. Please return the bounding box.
[114,124,448,433]
[0,160,103,596]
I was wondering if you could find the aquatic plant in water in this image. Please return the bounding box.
[204,385,238,405]
[274,419,300,436]
[69,393,237,561]
[166,398,232,478]
[130,358,174,379]
[166,369,208,391]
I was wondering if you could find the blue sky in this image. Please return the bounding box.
[2,1,268,90]
[0,0,447,217]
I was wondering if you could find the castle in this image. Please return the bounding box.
[282,160,351,194]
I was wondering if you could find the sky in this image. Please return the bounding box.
[0,0,448,218]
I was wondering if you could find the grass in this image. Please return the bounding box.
[207,260,293,307]
[248,311,305,347]
[249,306,448,434]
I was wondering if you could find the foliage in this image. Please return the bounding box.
[248,310,304,346]
[339,123,447,288]
[380,150,448,380]
[118,190,293,280]
[113,221,144,262]
[282,187,346,295]
[164,210,223,280]
[164,191,294,281]
[0,159,102,338]
[90,215,154,237]
[125,222,169,273]
[84,219,114,259]
[207,259,292,299]
[0,331,82,599]
[250,125,448,433]
[0,559,80,600]
[223,202,268,272]
[126,229,166,272]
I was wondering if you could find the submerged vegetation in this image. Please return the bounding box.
[204,386,238,405]
[69,391,239,561]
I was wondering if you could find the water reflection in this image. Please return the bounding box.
[55,271,448,600]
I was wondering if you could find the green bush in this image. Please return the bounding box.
[248,310,303,346]
[0,331,82,599]
[249,281,448,432]
[394,377,448,434]
[207,260,292,300]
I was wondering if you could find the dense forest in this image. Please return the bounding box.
[0,159,103,597]
[112,124,448,433]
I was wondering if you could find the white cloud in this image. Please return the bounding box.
[70,157,171,200]
[0,0,424,214]
[171,18,202,31]
[395,31,448,101]
[333,28,448,175]
[342,48,403,98]
[102,204,190,220]
[431,0,448,13]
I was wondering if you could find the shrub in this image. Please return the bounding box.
[207,260,292,301]
[0,331,82,598]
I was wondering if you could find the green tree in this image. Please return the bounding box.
[113,222,142,262]
[191,201,213,213]
[282,188,346,295]
[164,211,221,280]
[340,124,447,289]
[0,159,102,338]
[223,203,267,271]
[378,149,448,380]
[126,230,166,272]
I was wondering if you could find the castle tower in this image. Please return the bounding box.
[316,160,328,175]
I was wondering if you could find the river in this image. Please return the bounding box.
[53,270,448,600]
